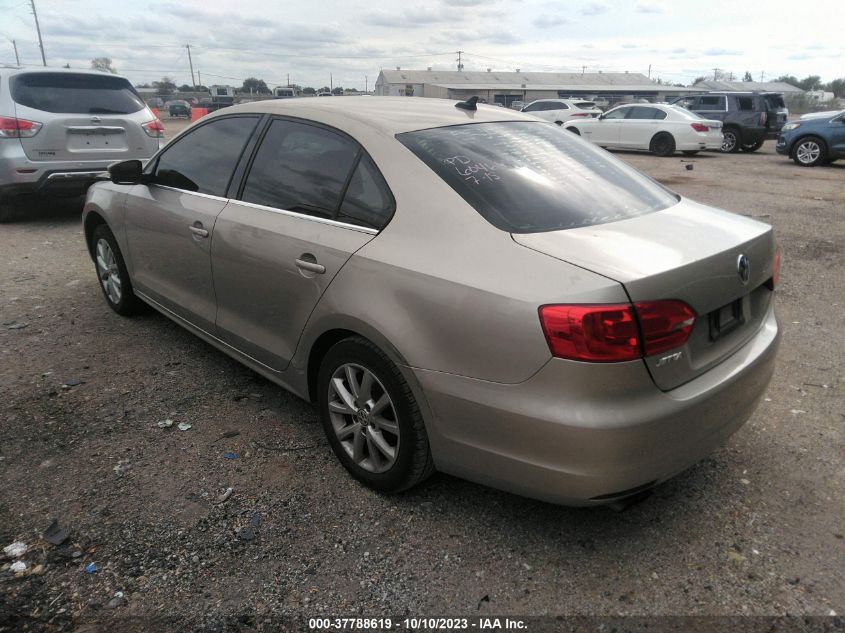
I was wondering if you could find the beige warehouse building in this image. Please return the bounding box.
[374,69,702,107]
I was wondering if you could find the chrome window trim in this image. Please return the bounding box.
[152,184,230,203]
[230,198,379,235]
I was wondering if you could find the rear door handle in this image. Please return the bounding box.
[295,258,326,274]
[189,225,209,238]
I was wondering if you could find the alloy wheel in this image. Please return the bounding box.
[96,238,122,304]
[722,131,737,152]
[327,363,400,473]
[796,140,821,165]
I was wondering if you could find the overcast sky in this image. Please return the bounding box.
[1,0,842,90]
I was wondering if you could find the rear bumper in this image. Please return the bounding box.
[416,303,779,506]
[678,137,722,151]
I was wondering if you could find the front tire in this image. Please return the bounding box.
[91,224,145,316]
[318,337,434,494]
[792,136,827,167]
[650,132,676,157]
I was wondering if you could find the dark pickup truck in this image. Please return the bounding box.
[670,92,788,153]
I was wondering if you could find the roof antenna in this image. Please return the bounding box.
[455,96,478,111]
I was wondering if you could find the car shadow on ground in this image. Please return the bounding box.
[11,195,85,224]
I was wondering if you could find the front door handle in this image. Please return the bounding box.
[189,225,209,238]
[295,257,326,274]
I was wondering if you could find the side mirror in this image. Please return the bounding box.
[108,159,144,185]
[598,113,606,120]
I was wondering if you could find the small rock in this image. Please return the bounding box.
[10,561,27,573]
[3,541,28,558]
[215,487,233,504]
[63,378,85,387]
[728,550,746,563]
[790,409,806,415]
[238,528,256,542]
[7,323,27,330]
[43,519,70,546]
[157,419,174,429]
[177,422,192,431]
[104,595,126,610]
[740,478,751,485]
[113,461,130,476]
[787,577,800,585]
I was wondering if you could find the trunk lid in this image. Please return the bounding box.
[513,199,776,390]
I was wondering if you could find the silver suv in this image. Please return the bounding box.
[0,66,163,222]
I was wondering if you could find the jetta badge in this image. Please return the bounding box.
[737,254,751,285]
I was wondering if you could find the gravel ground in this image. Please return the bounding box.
[0,128,843,631]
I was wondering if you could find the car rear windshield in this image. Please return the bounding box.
[11,73,145,114]
[397,121,678,233]
[573,102,596,108]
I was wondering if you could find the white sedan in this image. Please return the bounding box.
[563,103,723,156]
[520,98,603,125]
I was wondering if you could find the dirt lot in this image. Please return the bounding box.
[1,123,843,631]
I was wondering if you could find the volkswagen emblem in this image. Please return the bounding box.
[737,254,750,285]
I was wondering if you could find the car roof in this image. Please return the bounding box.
[208,96,538,135]
[1,66,129,79]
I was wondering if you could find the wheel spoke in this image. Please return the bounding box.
[368,428,396,461]
[345,365,359,399]
[329,399,355,416]
[331,377,356,410]
[372,415,398,435]
[365,432,382,469]
[359,370,374,402]
[352,426,365,462]
[370,393,391,416]
[336,421,360,440]
[96,254,108,273]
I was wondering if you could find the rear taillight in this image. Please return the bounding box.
[141,118,165,138]
[570,112,589,117]
[0,116,42,138]
[690,123,709,132]
[633,300,696,356]
[539,304,641,362]
[760,112,768,126]
[539,300,696,362]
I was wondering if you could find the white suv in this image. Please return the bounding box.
[520,99,603,125]
[0,67,163,222]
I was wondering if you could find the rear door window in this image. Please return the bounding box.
[398,121,677,233]
[336,156,394,230]
[626,106,659,119]
[152,116,259,196]
[11,72,145,114]
[764,94,786,109]
[736,97,754,111]
[240,119,359,219]
[697,96,727,111]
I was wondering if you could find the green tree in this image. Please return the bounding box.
[331,86,343,95]
[775,75,800,87]
[241,77,270,94]
[825,78,845,97]
[797,75,822,91]
[317,86,331,93]
[302,87,316,94]
[743,71,753,82]
[90,57,117,73]
[178,84,193,92]
[692,76,707,85]
[153,77,176,96]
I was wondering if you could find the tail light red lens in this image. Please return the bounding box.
[141,118,165,138]
[539,300,696,362]
[633,300,696,356]
[570,112,589,117]
[539,304,640,362]
[0,116,42,138]
[690,123,709,132]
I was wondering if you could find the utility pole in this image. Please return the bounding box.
[648,64,651,79]
[12,40,20,66]
[330,73,333,92]
[30,0,46,66]
[582,65,586,75]
[456,50,464,72]
[760,71,765,82]
[186,44,196,89]
[287,73,290,87]
[197,70,201,88]
[365,75,368,92]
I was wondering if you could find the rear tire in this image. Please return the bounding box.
[721,127,740,153]
[318,337,434,494]
[741,139,764,152]
[792,136,827,167]
[567,127,581,135]
[650,132,676,157]
[91,224,145,316]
